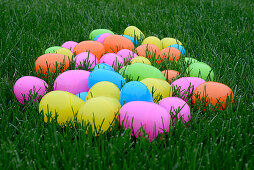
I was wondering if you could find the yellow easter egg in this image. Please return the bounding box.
[130,56,151,65]
[142,36,162,50]
[86,81,120,101]
[39,91,85,125]
[161,38,183,49]
[141,78,172,103]
[124,26,145,40]
[55,48,74,60]
[77,96,121,134]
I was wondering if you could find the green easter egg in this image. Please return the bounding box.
[186,62,214,81]
[45,46,62,54]
[122,63,165,81]
[89,29,114,40]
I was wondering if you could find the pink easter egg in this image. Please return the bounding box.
[96,33,112,44]
[117,49,138,62]
[119,101,171,141]
[54,70,90,94]
[171,77,205,101]
[99,53,124,70]
[184,77,206,90]
[158,97,191,123]
[75,52,98,69]
[13,76,48,104]
[61,41,78,52]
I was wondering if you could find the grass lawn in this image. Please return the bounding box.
[0,0,253,169]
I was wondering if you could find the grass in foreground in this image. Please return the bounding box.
[0,0,254,169]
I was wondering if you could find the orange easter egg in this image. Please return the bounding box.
[103,35,134,53]
[73,41,105,60]
[35,53,69,75]
[162,70,179,84]
[158,47,181,63]
[135,44,160,59]
[193,81,234,109]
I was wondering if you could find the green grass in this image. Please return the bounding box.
[1,0,254,169]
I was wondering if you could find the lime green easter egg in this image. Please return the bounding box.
[186,62,214,81]
[122,63,165,81]
[89,29,114,40]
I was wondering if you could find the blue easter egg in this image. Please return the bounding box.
[76,92,88,102]
[93,34,102,41]
[93,63,115,72]
[88,69,126,89]
[168,44,186,56]
[121,35,139,45]
[119,81,154,106]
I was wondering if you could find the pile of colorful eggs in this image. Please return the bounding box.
[13,26,234,141]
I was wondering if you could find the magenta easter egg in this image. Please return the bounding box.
[99,53,124,70]
[61,41,78,52]
[119,101,171,141]
[54,70,90,94]
[75,52,98,69]
[14,76,48,104]
[171,77,205,101]
[96,33,112,43]
[117,49,138,62]
[184,77,206,90]
[158,97,191,123]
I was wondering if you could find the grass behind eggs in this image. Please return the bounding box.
[1,0,253,169]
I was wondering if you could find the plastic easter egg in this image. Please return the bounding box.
[158,97,191,123]
[95,33,112,43]
[121,63,165,81]
[193,82,234,109]
[184,57,199,64]
[75,52,98,69]
[168,44,186,56]
[13,76,48,104]
[54,70,90,94]
[171,77,205,101]
[61,41,78,52]
[119,81,153,106]
[35,53,69,75]
[121,35,139,45]
[158,47,181,63]
[73,41,105,60]
[55,48,74,60]
[39,91,85,124]
[162,70,179,84]
[185,77,206,90]
[142,36,162,50]
[45,46,62,54]
[161,38,182,49]
[135,44,160,59]
[93,63,115,72]
[141,78,172,103]
[186,62,214,81]
[124,26,145,40]
[89,29,114,40]
[99,53,124,70]
[117,49,138,62]
[103,35,135,53]
[130,56,151,65]
[77,96,121,134]
[86,81,120,101]
[88,69,126,90]
[76,92,88,102]
[119,101,171,141]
